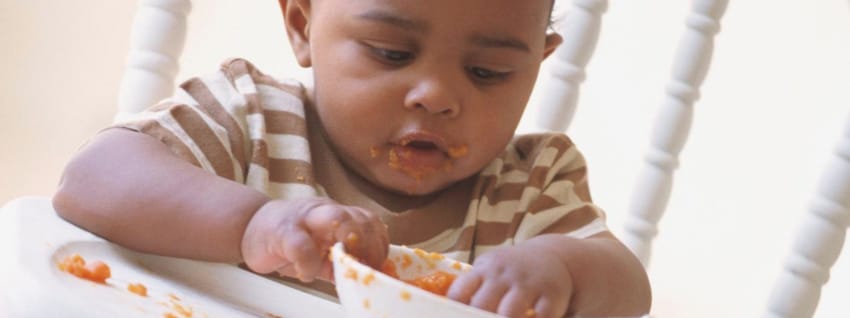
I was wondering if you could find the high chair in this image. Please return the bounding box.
[1,0,848,317]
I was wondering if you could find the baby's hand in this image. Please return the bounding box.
[240,198,389,282]
[447,241,573,318]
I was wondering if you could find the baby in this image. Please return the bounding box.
[53,0,651,317]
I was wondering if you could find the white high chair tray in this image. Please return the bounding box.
[0,196,344,318]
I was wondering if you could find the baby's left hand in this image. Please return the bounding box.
[447,240,573,318]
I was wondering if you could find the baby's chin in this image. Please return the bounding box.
[351,160,470,200]
[378,176,450,197]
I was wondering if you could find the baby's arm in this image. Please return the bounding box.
[447,232,650,318]
[54,128,265,262]
[53,129,387,281]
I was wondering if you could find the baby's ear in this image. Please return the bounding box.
[280,0,312,67]
[542,32,563,61]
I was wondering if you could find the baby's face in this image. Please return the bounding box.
[304,0,558,195]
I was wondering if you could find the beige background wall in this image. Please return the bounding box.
[2,0,849,317]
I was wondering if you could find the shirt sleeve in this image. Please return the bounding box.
[513,134,608,241]
[109,60,254,183]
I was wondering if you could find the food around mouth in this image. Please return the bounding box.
[372,140,469,182]
[388,147,440,182]
[446,145,468,159]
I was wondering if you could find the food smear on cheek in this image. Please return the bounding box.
[447,145,468,159]
[58,254,111,284]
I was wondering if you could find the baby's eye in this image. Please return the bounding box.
[370,47,414,64]
[466,66,511,83]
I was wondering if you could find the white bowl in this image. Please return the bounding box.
[331,242,500,318]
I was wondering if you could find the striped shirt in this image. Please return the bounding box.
[114,59,608,263]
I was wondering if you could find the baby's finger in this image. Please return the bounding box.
[244,220,309,275]
[307,205,369,249]
[346,208,389,268]
[303,204,349,240]
[282,224,323,282]
[316,257,335,282]
[533,294,568,318]
[469,281,510,313]
[446,271,483,304]
[274,262,296,278]
[497,288,538,318]
[331,213,380,265]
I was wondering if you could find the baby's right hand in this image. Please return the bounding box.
[240,198,389,282]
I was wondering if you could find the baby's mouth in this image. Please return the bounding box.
[396,139,467,160]
[401,140,440,151]
[392,139,446,169]
[370,134,458,182]
[369,132,470,182]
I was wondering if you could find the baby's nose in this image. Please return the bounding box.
[403,78,461,117]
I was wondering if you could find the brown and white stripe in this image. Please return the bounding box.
[112,58,608,265]
[417,134,608,262]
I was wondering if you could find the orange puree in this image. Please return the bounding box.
[374,142,469,182]
[447,145,468,159]
[128,283,148,297]
[388,148,438,182]
[380,259,457,296]
[381,259,400,279]
[405,270,457,296]
[58,254,111,284]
